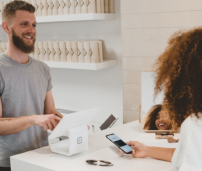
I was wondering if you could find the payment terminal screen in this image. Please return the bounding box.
[107,134,133,153]
[100,115,116,130]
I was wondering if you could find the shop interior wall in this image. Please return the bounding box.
[121,0,202,123]
[0,0,123,125]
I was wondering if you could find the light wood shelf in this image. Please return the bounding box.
[43,59,116,70]
[0,13,116,25]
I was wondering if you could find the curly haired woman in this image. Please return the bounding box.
[143,104,172,130]
[123,28,202,171]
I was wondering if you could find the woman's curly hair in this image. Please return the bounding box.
[154,27,202,130]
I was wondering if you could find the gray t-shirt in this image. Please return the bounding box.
[0,52,53,167]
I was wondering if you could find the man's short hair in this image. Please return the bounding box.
[2,0,35,22]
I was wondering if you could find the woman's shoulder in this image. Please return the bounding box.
[172,116,202,171]
[180,114,202,134]
[189,113,202,126]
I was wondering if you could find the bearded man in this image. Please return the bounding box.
[0,1,63,171]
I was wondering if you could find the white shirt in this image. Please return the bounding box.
[170,114,202,171]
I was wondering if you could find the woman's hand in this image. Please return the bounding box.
[121,141,175,162]
[121,141,149,158]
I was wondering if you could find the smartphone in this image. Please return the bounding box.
[106,133,133,154]
[100,114,119,130]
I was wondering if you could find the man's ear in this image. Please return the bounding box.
[2,21,11,34]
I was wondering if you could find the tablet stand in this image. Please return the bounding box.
[48,124,88,156]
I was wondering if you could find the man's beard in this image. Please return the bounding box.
[12,29,35,54]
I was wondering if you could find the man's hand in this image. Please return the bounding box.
[32,114,62,131]
[121,141,149,158]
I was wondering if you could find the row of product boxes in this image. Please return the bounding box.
[31,40,104,63]
[0,40,104,63]
[0,0,114,18]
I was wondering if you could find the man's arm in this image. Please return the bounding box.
[44,90,63,118]
[0,97,34,135]
[0,96,61,136]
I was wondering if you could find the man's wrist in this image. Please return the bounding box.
[29,115,36,125]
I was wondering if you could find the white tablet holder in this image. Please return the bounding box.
[48,108,99,156]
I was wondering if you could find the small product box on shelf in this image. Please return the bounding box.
[71,41,78,63]
[53,41,60,61]
[63,0,70,14]
[37,41,44,61]
[90,41,99,63]
[65,41,72,62]
[69,0,75,14]
[48,41,54,61]
[83,41,91,63]
[36,0,42,16]
[58,0,63,15]
[77,41,84,63]
[41,0,47,16]
[81,0,87,13]
[75,0,81,14]
[88,0,96,13]
[52,0,58,15]
[59,41,67,62]
[43,41,49,61]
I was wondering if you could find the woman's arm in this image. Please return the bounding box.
[124,141,175,162]
[147,146,175,162]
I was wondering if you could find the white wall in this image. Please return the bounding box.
[0,0,123,125]
[121,0,202,123]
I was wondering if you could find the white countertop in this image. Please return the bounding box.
[11,121,179,171]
